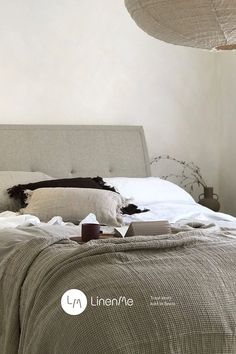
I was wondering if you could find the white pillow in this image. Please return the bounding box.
[0,171,53,212]
[103,177,195,204]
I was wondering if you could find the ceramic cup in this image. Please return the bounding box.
[81,223,100,242]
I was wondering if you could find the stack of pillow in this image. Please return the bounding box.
[3,172,194,226]
[5,173,147,226]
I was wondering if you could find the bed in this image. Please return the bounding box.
[0,125,236,354]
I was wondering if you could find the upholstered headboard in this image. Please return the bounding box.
[0,125,150,178]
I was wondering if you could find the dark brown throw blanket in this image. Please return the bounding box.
[7,176,114,206]
[0,224,236,354]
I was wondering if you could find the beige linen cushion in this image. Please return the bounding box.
[0,171,53,212]
[21,188,127,226]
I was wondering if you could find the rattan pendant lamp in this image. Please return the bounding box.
[124,0,236,50]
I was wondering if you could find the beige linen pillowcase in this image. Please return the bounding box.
[0,171,53,212]
[21,187,127,226]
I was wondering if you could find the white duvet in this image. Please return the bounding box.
[1,201,236,271]
[0,202,236,234]
[0,201,235,233]
[103,177,236,226]
[0,211,71,229]
[123,201,236,227]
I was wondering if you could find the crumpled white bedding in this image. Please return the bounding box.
[1,202,236,271]
[122,201,236,227]
[0,202,236,232]
[0,211,99,230]
[0,211,66,229]
[1,202,236,237]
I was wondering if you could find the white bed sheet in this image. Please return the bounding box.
[122,201,236,227]
[1,203,236,277]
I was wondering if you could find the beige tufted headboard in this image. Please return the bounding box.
[0,125,151,178]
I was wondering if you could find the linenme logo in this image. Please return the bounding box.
[61,289,134,315]
[91,296,133,307]
[61,289,87,315]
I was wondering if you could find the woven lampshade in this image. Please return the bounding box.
[124,0,236,50]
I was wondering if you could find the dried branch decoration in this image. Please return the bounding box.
[151,155,207,193]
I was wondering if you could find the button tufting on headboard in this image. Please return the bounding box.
[0,125,151,178]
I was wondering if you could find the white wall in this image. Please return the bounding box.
[0,0,220,199]
[218,52,236,215]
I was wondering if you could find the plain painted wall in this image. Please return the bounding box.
[218,52,236,215]
[0,0,220,201]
